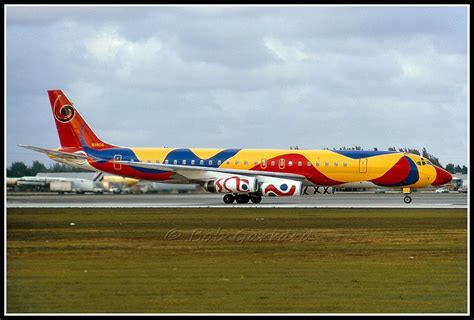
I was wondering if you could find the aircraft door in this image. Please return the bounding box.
[114,155,122,170]
[359,158,367,173]
[279,158,285,169]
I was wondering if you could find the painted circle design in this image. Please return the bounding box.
[242,184,248,191]
[55,105,75,123]
[280,183,288,191]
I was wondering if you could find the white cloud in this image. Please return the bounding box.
[85,28,129,63]
[264,37,309,62]
[84,27,164,79]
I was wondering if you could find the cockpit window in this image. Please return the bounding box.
[422,161,426,165]
[417,161,421,165]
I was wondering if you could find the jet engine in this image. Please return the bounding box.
[258,177,303,197]
[204,175,258,194]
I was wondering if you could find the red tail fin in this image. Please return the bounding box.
[48,89,116,150]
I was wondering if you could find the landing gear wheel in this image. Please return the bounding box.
[236,194,250,204]
[403,195,412,204]
[250,195,262,204]
[223,194,235,204]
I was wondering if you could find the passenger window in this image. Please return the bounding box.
[343,162,347,167]
[191,160,195,165]
[254,160,258,165]
[147,160,151,163]
[307,161,311,167]
[334,162,338,167]
[199,160,204,165]
[288,161,293,167]
[244,161,248,165]
[316,162,320,167]
[209,160,213,166]
[226,161,230,165]
[173,160,177,165]
[217,160,222,165]
[261,159,267,168]
[235,160,239,165]
[165,160,169,164]
[325,162,329,167]
[298,161,302,167]
[271,161,275,167]
[182,160,186,165]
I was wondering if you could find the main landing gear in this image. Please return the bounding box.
[223,194,235,204]
[222,194,262,204]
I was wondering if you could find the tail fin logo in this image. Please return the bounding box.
[53,96,75,123]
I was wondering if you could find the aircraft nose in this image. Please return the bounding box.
[432,166,452,186]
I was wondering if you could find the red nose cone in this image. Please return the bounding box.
[432,166,452,186]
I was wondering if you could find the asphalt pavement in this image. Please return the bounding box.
[6,191,468,208]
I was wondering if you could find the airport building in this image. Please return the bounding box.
[9,172,198,194]
[451,174,468,191]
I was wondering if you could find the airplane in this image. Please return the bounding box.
[20,89,453,204]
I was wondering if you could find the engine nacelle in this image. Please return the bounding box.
[258,177,303,197]
[204,175,258,194]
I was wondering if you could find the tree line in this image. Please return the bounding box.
[7,161,90,178]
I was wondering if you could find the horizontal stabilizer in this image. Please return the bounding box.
[18,145,89,160]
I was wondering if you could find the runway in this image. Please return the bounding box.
[6,192,468,209]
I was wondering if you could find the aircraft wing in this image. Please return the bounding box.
[18,145,89,160]
[117,160,306,182]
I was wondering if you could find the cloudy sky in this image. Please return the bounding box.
[6,5,468,167]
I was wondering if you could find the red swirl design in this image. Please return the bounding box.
[216,176,249,193]
[264,184,296,196]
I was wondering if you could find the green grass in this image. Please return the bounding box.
[7,208,467,314]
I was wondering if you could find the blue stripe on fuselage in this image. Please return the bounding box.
[79,126,240,173]
[79,126,166,174]
[334,150,397,159]
[163,148,240,167]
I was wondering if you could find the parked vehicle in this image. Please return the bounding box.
[49,179,103,194]
[435,187,449,193]
[458,186,468,193]
[49,181,73,194]
[109,187,122,194]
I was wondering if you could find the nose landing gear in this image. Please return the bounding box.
[403,187,412,204]
[403,195,412,204]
